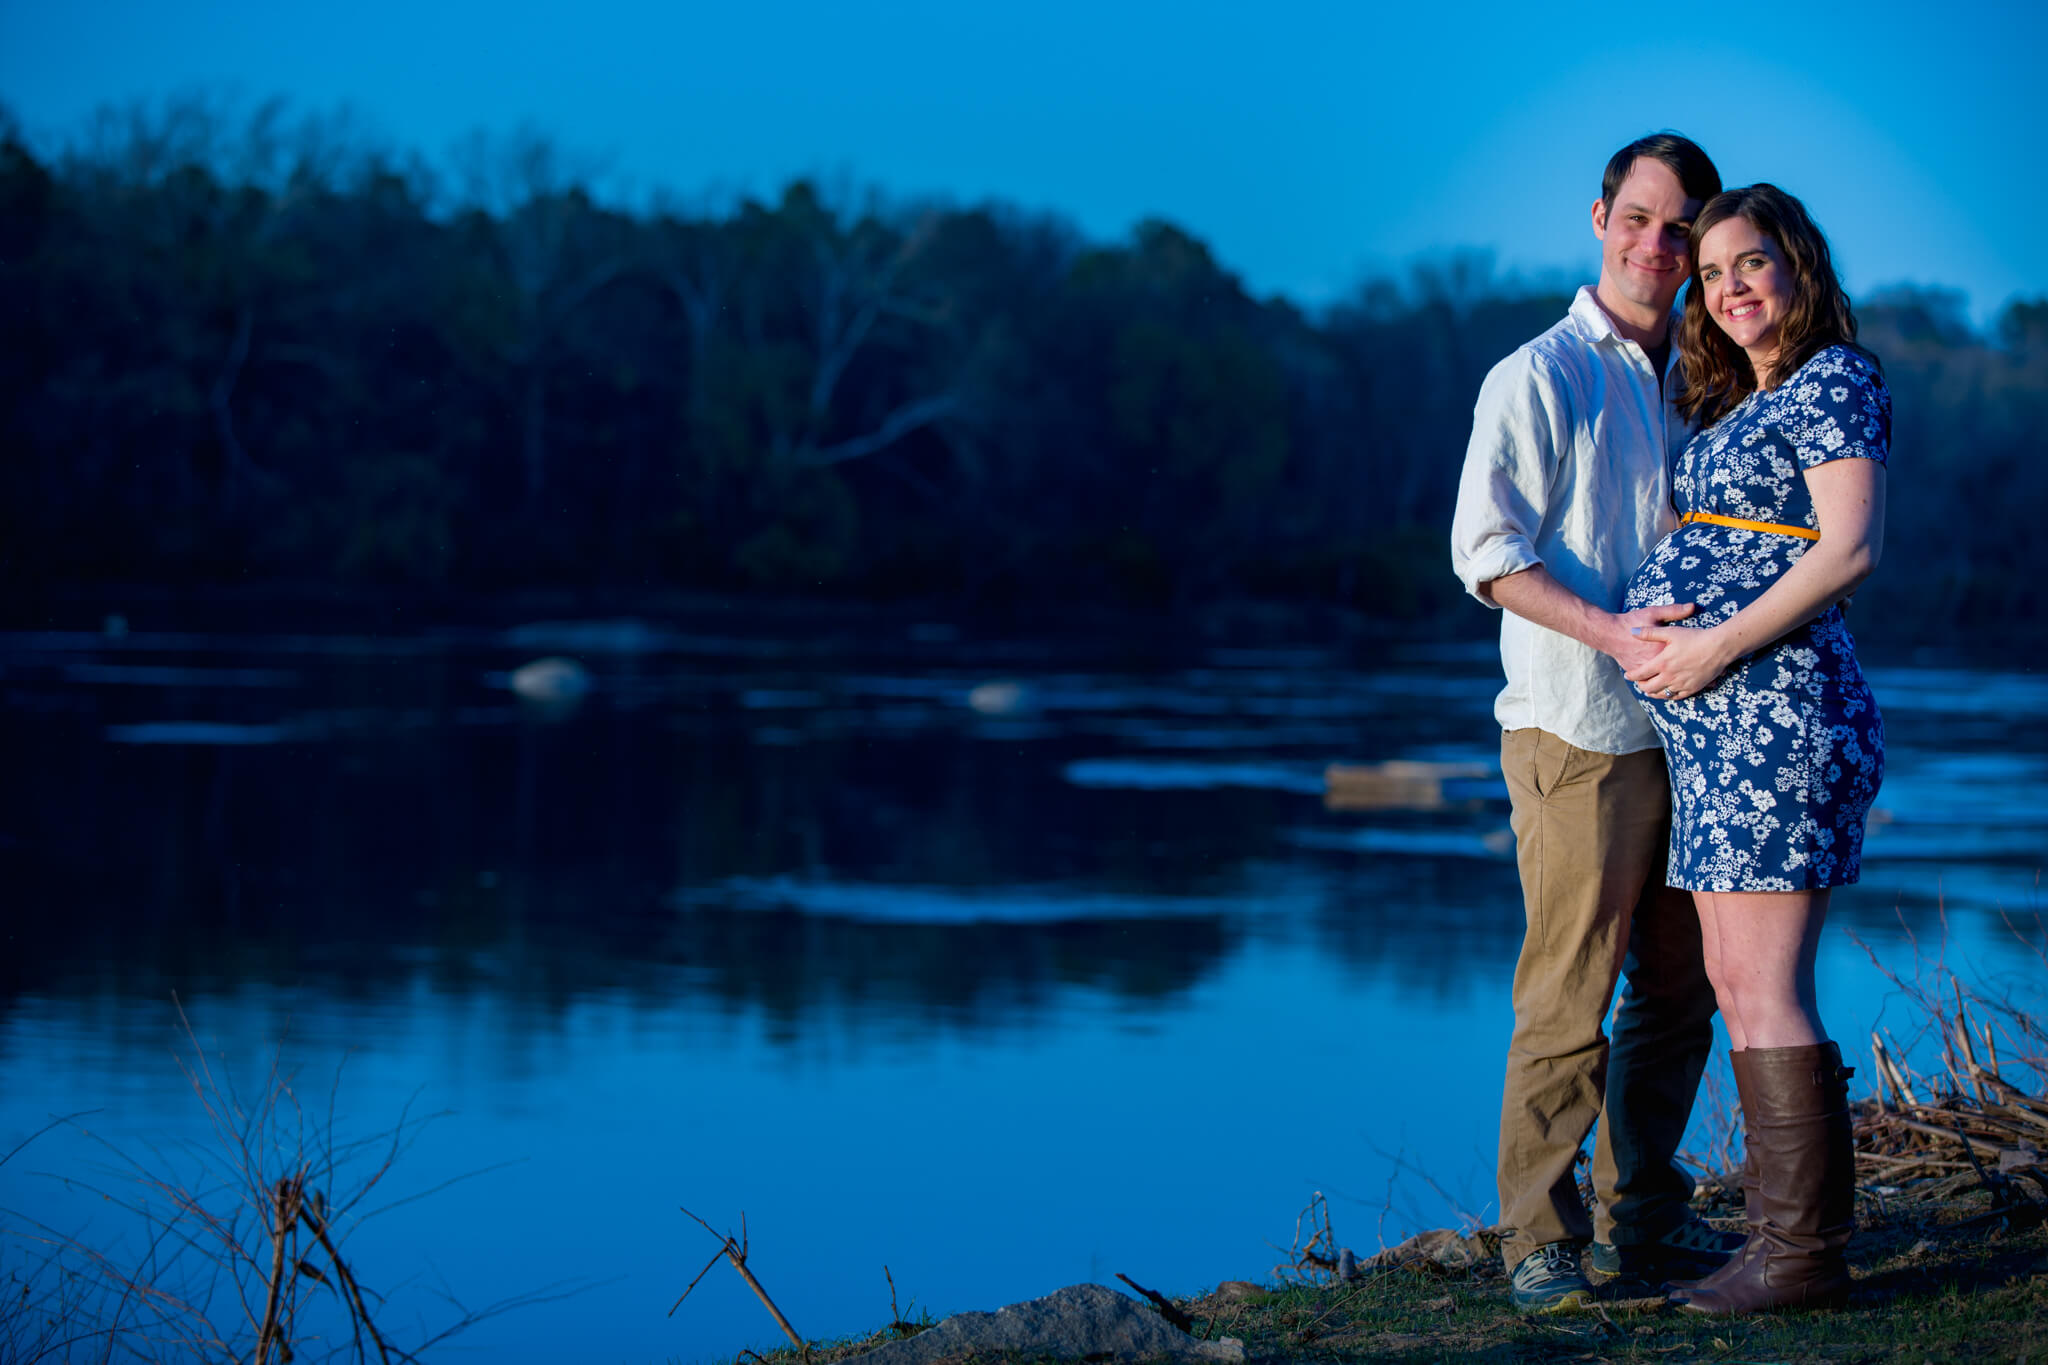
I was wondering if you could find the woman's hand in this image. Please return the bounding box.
[1625,622,1738,701]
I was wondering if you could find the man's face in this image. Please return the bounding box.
[1591,158,1703,319]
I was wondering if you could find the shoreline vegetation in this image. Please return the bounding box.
[3,93,2047,654]
[0,1010,586,1365]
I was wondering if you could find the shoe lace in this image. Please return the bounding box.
[1664,1218,1738,1252]
[1528,1243,1578,1279]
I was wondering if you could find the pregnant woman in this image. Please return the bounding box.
[1621,184,1889,1315]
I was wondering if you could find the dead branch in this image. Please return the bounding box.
[253,1175,300,1365]
[672,1206,805,1354]
[798,392,963,469]
[300,1192,395,1365]
[1115,1273,1193,1332]
[0,1110,99,1169]
[882,1263,920,1336]
[1270,1191,1342,1286]
[13,1002,524,1361]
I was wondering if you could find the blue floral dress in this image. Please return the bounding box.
[1622,345,1889,892]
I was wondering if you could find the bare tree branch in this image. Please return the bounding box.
[798,392,962,469]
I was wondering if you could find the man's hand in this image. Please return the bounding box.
[1626,617,1736,700]
[1487,566,1698,670]
[1610,602,1696,673]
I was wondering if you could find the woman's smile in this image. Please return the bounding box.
[1697,216,1794,380]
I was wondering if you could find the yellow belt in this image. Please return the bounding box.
[1679,510,1819,541]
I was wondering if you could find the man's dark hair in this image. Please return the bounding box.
[1601,132,1721,207]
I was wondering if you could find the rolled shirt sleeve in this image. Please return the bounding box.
[1450,349,1574,605]
[1443,288,1681,755]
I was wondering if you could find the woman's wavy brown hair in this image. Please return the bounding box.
[1676,183,1871,424]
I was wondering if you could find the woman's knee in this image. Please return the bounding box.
[1720,989,1823,1047]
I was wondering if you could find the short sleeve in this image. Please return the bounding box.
[1781,346,1890,470]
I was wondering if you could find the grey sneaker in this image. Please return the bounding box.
[1587,1217,1746,1283]
[1509,1242,1592,1313]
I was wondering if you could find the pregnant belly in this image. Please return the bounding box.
[1623,525,1807,627]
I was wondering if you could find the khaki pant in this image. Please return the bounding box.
[1497,728,1718,1273]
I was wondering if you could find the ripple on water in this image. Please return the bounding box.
[676,873,1312,924]
[1061,757,1329,794]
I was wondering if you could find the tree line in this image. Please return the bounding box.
[3,98,2042,639]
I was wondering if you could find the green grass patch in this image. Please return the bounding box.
[727,1188,2045,1364]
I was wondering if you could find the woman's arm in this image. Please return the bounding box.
[1623,457,1885,698]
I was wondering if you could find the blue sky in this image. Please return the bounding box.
[5,0,2043,321]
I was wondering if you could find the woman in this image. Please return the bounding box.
[1620,183,1888,1315]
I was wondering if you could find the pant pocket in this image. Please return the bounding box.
[1531,730,1579,802]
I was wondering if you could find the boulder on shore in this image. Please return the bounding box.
[844,1282,1243,1365]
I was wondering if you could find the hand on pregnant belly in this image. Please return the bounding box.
[1611,600,1698,673]
[1625,619,1738,701]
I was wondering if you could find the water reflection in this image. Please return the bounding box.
[1,622,2042,1362]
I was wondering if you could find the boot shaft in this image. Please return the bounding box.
[1746,1042,1856,1241]
[1679,1042,1858,1315]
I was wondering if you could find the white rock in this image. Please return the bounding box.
[967,680,1036,716]
[509,656,591,702]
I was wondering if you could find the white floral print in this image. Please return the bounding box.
[1622,345,1889,892]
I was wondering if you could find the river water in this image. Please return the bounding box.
[2,617,2042,1362]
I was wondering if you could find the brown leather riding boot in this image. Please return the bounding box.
[1682,1042,1855,1315]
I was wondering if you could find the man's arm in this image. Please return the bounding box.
[1489,564,1692,676]
[1451,350,1690,674]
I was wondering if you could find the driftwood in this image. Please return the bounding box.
[1836,943,2048,1201]
[1322,761,1492,813]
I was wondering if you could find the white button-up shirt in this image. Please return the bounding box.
[1450,287,1694,755]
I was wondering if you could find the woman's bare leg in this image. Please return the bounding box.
[1707,890,1829,1048]
[1691,891,1748,1051]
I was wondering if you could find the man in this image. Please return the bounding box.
[1450,133,1742,1312]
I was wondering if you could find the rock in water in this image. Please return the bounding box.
[844,1283,1243,1364]
[966,680,1036,716]
[509,656,591,703]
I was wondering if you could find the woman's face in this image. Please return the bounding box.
[1697,216,1795,379]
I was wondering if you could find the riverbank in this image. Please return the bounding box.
[729,975,2048,1364]
[744,1179,2045,1364]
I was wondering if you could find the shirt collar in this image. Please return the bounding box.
[1568,286,1628,345]
[1569,286,1682,376]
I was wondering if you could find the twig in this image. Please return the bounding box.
[673,1206,805,1354]
[252,1176,299,1365]
[1115,1274,1193,1333]
[669,1247,729,1316]
[1872,1032,1919,1108]
[301,1192,395,1365]
[0,1110,100,1169]
[1889,1116,2011,1158]
[882,1263,920,1335]
[1953,993,1992,1105]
